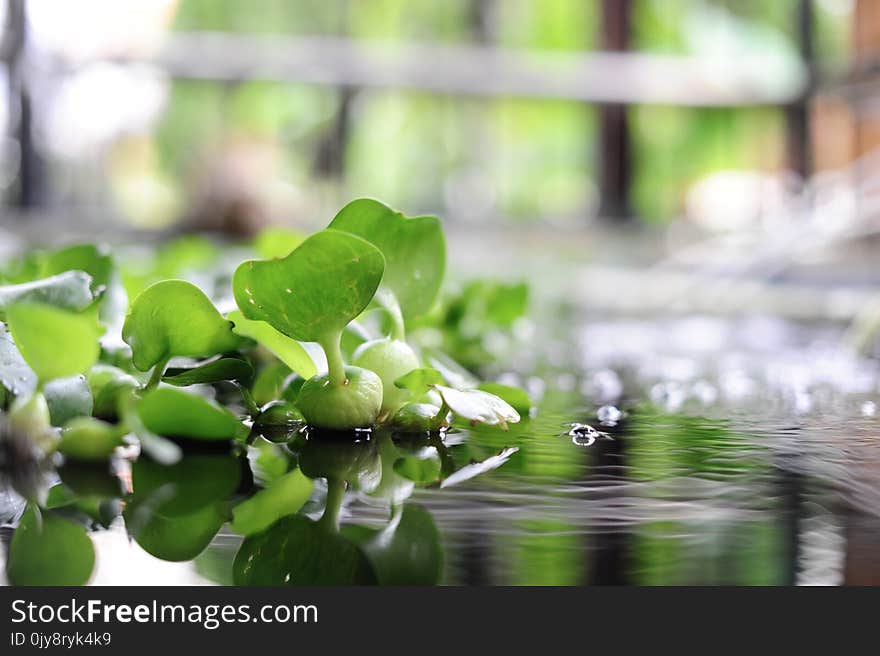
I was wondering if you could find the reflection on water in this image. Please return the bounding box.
[3,315,880,585]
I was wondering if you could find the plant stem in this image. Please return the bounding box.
[145,356,170,390]
[236,384,261,417]
[320,331,346,386]
[319,477,346,533]
[389,303,405,341]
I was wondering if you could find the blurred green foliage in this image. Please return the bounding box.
[128,0,853,225]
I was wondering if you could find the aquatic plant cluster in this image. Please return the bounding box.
[0,199,531,585]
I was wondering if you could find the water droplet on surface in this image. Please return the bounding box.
[567,423,600,447]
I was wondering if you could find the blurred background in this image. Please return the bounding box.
[0,0,866,231]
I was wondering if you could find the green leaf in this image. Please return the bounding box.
[232,229,385,342]
[163,357,254,387]
[136,387,244,440]
[230,469,314,536]
[253,226,306,259]
[130,452,241,517]
[122,280,241,372]
[234,515,377,585]
[328,198,445,319]
[476,383,533,416]
[125,500,228,562]
[44,375,93,426]
[343,505,442,585]
[227,310,316,379]
[7,303,101,381]
[58,417,123,462]
[394,367,445,393]
[435,385,521,429]
[41,244,113,292]
[0,271,94,319]
[0,321,37,399]
[6,505,95,585]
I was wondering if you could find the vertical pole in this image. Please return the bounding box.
[313,1,354,181]
[786,0,814,181]
[3,0,44,209]
[597,0,632,221]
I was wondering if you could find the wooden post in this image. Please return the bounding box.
[597,0,633,221]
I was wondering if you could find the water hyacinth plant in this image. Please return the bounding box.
[0,198,530,585]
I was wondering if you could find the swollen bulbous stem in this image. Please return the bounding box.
[319,477,346,533]
[319,331,347,387]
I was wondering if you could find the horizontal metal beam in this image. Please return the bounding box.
[153,33,806,107]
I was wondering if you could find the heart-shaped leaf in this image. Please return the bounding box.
[0,271,94,319]
[7,303,101,381]
[230,468,314,536]
[227,310,316,379]
[163,357,254,387]
[122,280,241,371]
[136,387,244,440]
[233,229,385,343]
[6,505,95,585]
[233,515,377,585]
[329,198,445,319]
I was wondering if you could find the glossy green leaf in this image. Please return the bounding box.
[7,303,101,381]
[232,229,384,342]
[476,383,533,416]
[163,357,254,387]
[328,198,445,319]
[227,310,316,379]
[0,271,94,319]
[122,280,241,371]
[6,505,95,585]
[230,469,314,536]
[0,321,37,399]
[44,375,93,426]
[58,417,123,462]
[343,505,442,585]
[234,515,377,585]
[435,385,521,429]
[137,387,244,440]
